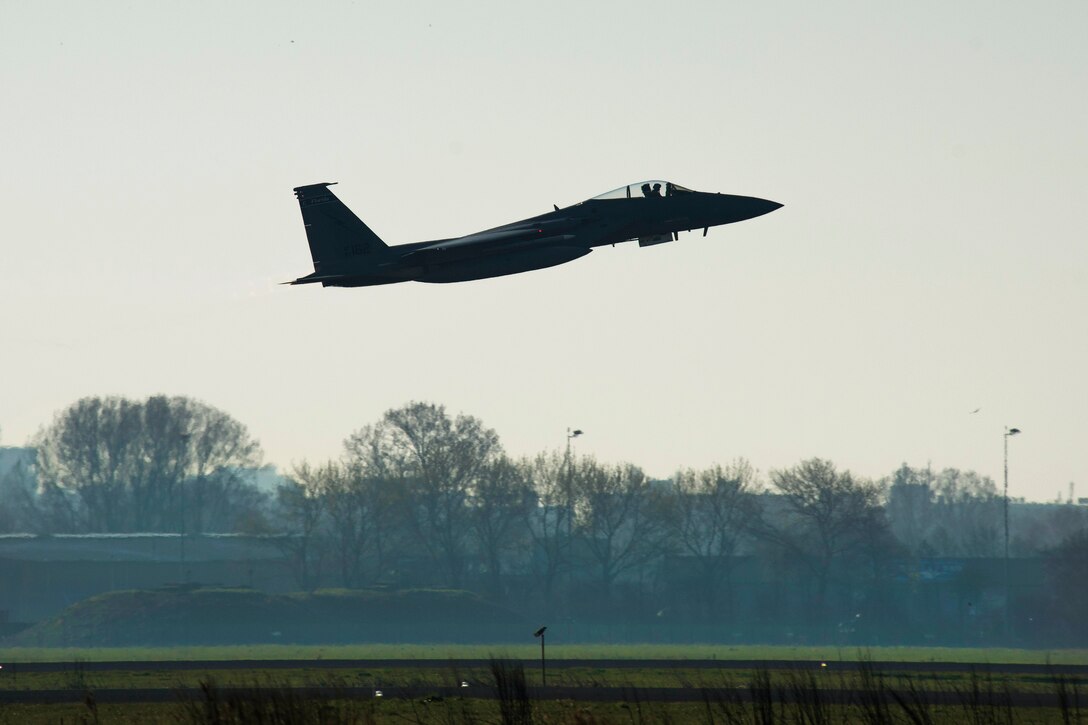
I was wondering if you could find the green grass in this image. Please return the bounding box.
[0,700,961,725]
[2,643,1086,664]
[0,664,1082,694]
[0,691,1080,725]
[1,659,1085,724]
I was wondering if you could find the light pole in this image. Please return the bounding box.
[178,432,192,584]
[533,626,547,686]
[565,428,582,505]
[1003,426,1020,640]
[564,428,583,573]
[566,428,583,458]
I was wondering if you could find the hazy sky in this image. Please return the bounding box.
[3,1,1086,502]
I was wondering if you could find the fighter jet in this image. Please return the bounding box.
[288,180,781,287]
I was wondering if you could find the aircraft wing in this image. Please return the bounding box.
[399,229,578,268]
[412,226,552,253]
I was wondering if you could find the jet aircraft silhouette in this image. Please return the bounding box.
[288,180,781,287]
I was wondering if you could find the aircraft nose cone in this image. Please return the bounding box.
[745,197,783,219]
[712,194,782,225]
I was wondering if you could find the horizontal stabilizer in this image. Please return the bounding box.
[285,273,347,285]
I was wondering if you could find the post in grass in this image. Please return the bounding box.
[533,626,547,687]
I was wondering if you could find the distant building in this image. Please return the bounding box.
[0,446,35,482]
[253,464,287,493]
[0,447,37,531]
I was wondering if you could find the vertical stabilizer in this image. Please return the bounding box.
[293,183,388,273]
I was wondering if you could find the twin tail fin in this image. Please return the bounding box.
[293,183,388,274]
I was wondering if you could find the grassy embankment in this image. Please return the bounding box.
[6,586,527,648]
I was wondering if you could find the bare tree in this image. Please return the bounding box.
[573,459,671,601]
[184,473,270,534]
[756,458,886,626]
[0,447,37,533]
[175,396,266,533]
[883,465,1005,557]
[667,460,759,618]
[469,455,534,597]
[34,395,262,533]
[307,460,387,588]
[929,468,1001,557]
[520,451,573,609]
[344,401,500,588]
[276,464,328,591]
[36,396,141,531]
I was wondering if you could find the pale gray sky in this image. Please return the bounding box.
[3,1,1086,502]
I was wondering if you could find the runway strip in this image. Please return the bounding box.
[2,658,1084,707]
[3,658,1086,675]
[0,684,1073,707]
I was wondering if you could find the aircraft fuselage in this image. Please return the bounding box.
[289,181,781,287]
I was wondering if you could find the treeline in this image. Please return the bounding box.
[1,395,1086,645]
[0,396,263,534]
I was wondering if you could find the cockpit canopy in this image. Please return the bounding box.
[590,180,695,201]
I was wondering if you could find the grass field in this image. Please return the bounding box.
[0,663,1081,695]
[0,662,1084,724]
[2,642,1087,664]
[1,652,1085,724]
[3,700,1075,725]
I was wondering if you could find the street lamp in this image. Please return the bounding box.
[1003,426,1021,639]
[178,431,193,583]
[533,626,547,686]
[566,428,583,456]
[564,429,583,575]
